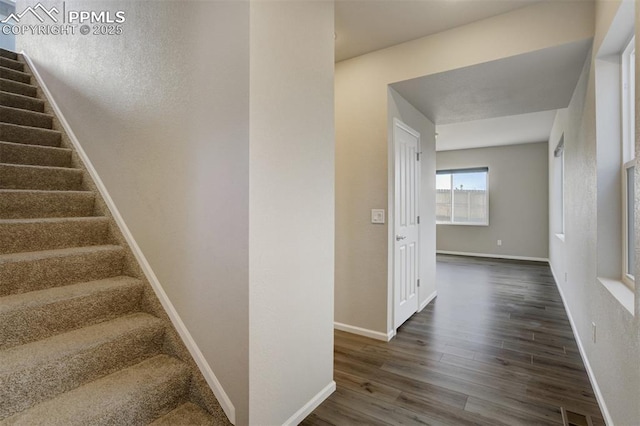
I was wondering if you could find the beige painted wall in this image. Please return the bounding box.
[547,1,640,423]
[17,1,335,424]
[248,1,335,424]
[436,142,549,260]
[17,0,251,422]
[335,1,594,335]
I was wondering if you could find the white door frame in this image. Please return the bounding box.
[388,118,421,334]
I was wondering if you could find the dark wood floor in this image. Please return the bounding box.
[302,255,605,426]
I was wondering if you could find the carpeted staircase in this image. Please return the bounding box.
[0,48,230,425]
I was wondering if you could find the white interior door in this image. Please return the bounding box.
[393,119,420,330]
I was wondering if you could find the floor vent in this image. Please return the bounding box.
[561,407,593,426]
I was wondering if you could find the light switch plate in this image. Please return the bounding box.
[371,209,385,224]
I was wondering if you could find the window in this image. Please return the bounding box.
[622,36,635,288]
[624,164,634,281]
[594,1,635,309]
[560,150,565,235]
[554,136,565,236]
[436,168,488,225]
[0,0,16,51]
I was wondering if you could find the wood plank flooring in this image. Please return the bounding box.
[302,255,605,426]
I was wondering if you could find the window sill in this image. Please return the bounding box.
[597,277,635,316]
[555,233,565,242]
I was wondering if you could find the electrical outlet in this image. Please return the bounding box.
[592,322,597,343]
[497,239,502,246]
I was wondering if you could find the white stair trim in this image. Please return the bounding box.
[20,51,236,425]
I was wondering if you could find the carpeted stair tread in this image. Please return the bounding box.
[2,354,191,426]
[0,189,95,219]
[0,276,145,349]
[0,163,83,190]
[0,141,72,168]
[0,78,37,98]
[0,49,18,61]
[0,65,31,85]
[0,216,110,254]
[0,56,24,72]
[150,402,217,426]
[0,49,17,61]
[0,313,165,419]
[0,122,61,146]
[0,90,45,113]
[0,245,125,296]
[0,48,226,424]
[0,105,53,129]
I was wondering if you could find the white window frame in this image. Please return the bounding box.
[622,36,635,164]
[622,161,635,288]
[560,150,565,235]
[621,35,635,290]
[436,168,489,226]
[554,136,565,238]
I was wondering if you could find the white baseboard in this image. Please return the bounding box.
[334,322,394,341]
[283,381,336,426]
[419,291,437,312]
[437,250,548,263]
[548,264,613,426]
[21,52,236,424]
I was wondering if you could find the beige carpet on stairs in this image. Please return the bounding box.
[0,48,231,426]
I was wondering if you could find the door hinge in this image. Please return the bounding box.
[416,152,421,161]
[417,216,420,224]
[417,279,420,287]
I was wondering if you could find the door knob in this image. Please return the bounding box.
[396,235,406,241]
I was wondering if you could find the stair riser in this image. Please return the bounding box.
[0,57,24,72]
[150,403,216,426]
[0,49,18,61]
[0,91,45,112]
[0,282,145,350]
[0,219,110,254]
[0,191,95,219]
[0,248,124,296]
[0,106,53,129]
[0,66,31,85]
[82,369,190,425]
[104,376,191,425]
[0,142,72,168]
[3,356,191,425]
[0,164,83,191]
[0,78,37,98]
[0,122,61,147]
[0,322,164,418]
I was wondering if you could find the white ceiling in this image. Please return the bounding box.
[335,0,541,62]
[388,38,591,151]
[435,110,557,151]
[336,1,593,152]
[390,39,592,125]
